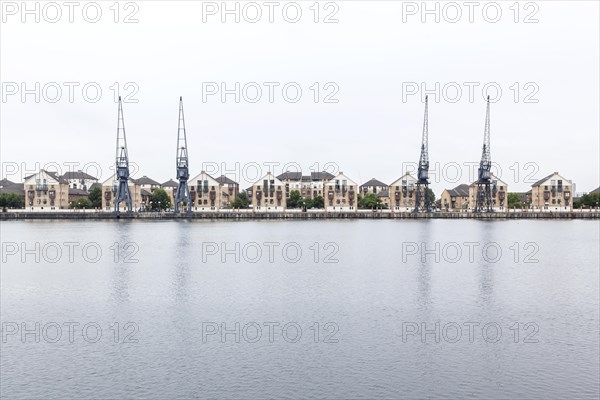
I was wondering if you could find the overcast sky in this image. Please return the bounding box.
[1,0,598,193]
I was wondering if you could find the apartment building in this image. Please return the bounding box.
[101,174,143,211]
[277,171,334,200]
[216,175,239,201]
[377,190,390,208]
[325,172,357,211]
[360,178,388,196]
[468,175,508,211]
[530,172,573,211]
[388,173,417,212]
[277,171,303,199]
[440,184,470,212]
[135,176,161,193]
[23,170,70,210]
[68,188,89,203]
[249,172,286,211]
[59,170,98,192]
[189,172,227,211]
[162,179,178,207]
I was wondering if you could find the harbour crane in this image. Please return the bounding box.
[174,97,191,212]
[414,95,431,213]
[114,96,132,212]
[474,96,494,213]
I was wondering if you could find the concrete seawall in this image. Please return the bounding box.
[2,211,599,220]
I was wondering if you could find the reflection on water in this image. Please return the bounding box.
[477,221,497,309]
[1,220,598,399]
[111,221,133,304]
[171,223,192,304]
[415,220,432,312]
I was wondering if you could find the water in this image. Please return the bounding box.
[1,220,599,399]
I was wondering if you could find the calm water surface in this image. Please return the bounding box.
[1,220,599,399]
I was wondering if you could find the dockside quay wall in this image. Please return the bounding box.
[1,211,599,220]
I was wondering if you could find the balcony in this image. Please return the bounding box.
[36,184,48,192]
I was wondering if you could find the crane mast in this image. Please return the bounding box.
[414,95,431,212]
[174,97,191,212]
[474,96,494,212]
[114,96,132,212]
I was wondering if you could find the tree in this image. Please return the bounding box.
[507,192,522,209]
[231,191,250,209]
[576,193,600,209]
[426,188,435,205]
[287,190,302,208]
[0,193,24,209]
[70,198,93,209]
[312,196,324,209]
[88,186,102,209]
[150,188,172,211]
[359,193,380,209]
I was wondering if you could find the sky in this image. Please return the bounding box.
[1,0,599,193]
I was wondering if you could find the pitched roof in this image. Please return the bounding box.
[360,178,388,188]
[311,171,335,181]
[90,182,101,191]
[162,179,178,188]
[215,175,238,185]
[390,173,417,186]
[531,172,571,187]
[277,171,302,181]
[135,176,161,186]
[447,184,469,197]
[531,173,556,187]
[276,171,335,182]
[189,172,219,185]
[469,174,507,186]
[377,190,389,198]
[0,179,24,195]
[140,188,153,196]
[60,171,98,180]
[253,172,283,186]
[589,187,599,194]
[24,170,69,184]
[327,172,357,186]
[68,188,89,196]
